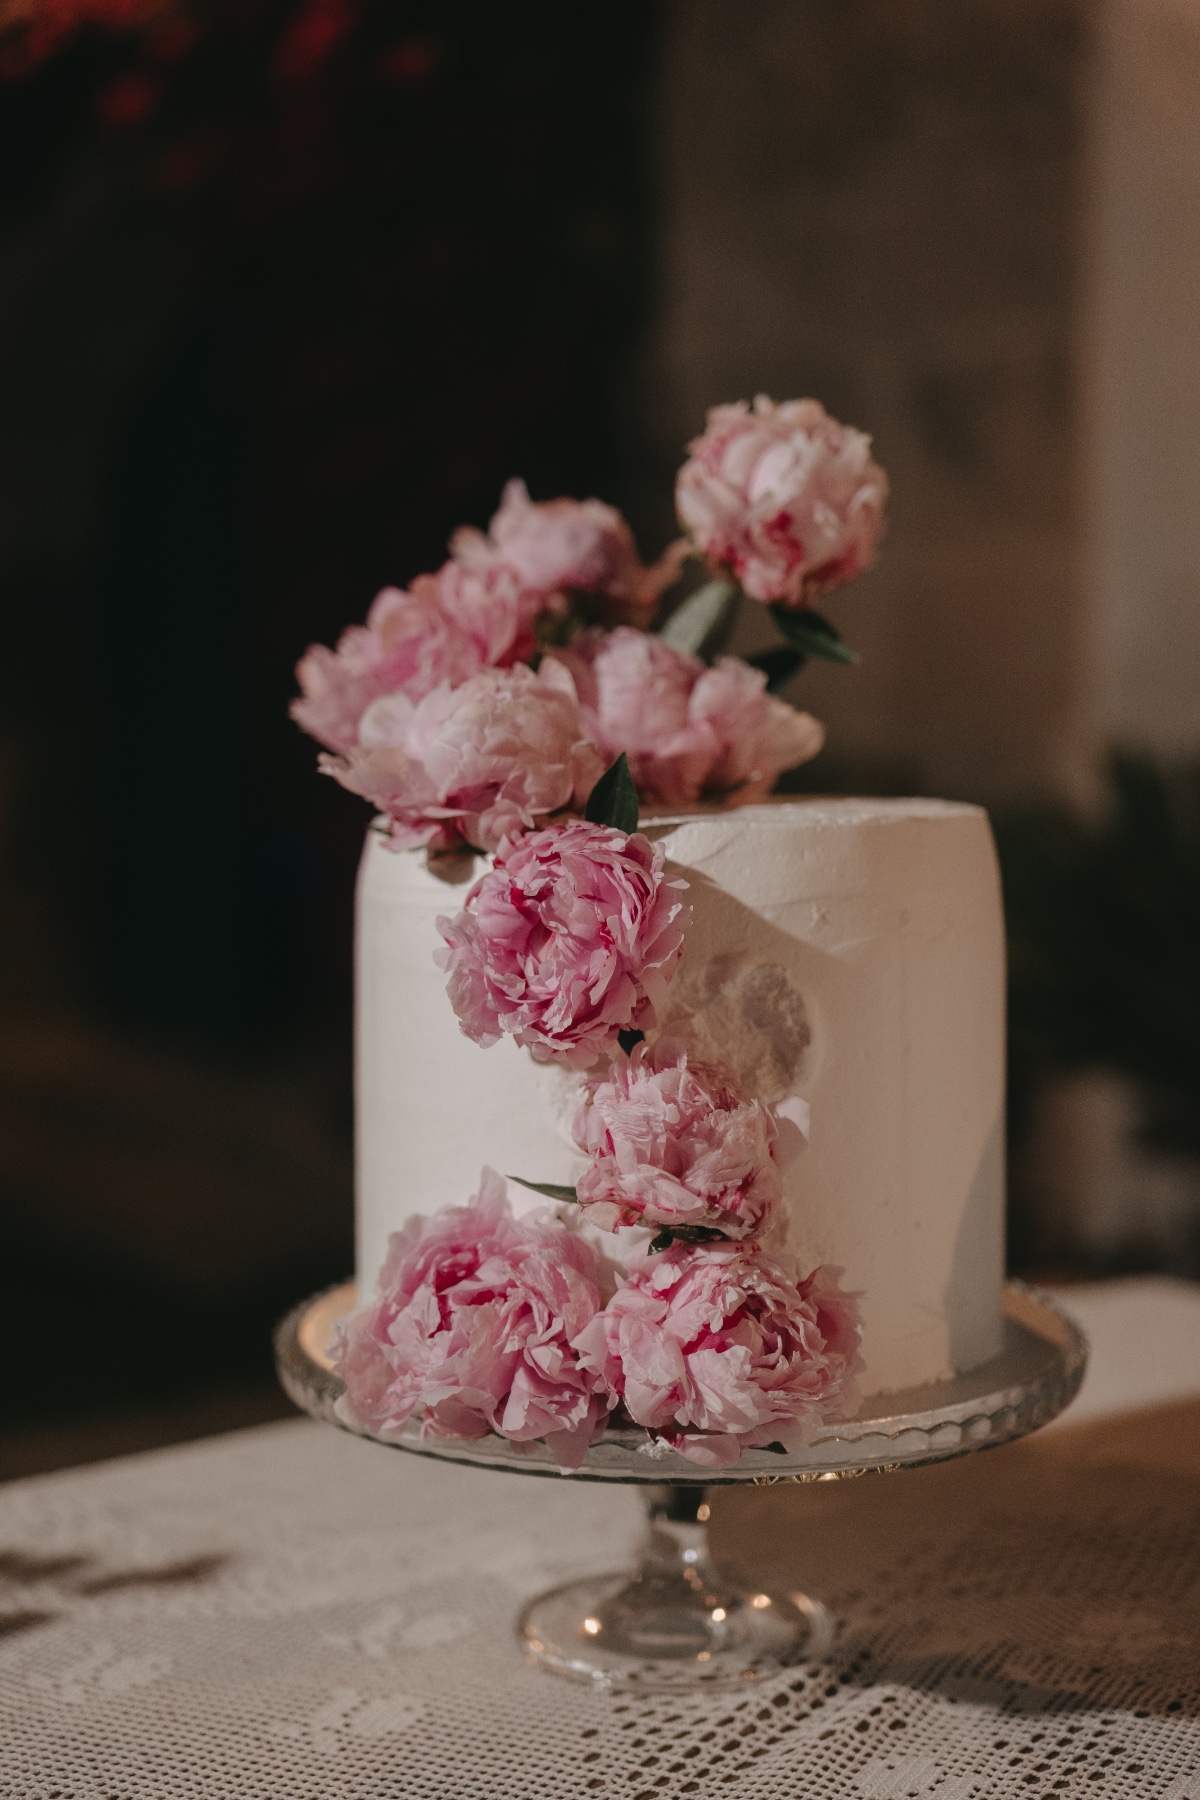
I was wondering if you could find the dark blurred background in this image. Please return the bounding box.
[2,0,1199,1478]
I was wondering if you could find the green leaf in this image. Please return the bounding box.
[585,753,639,834]
[746,646,806,693]
[617,1027,645,1054]
[658,577,740,660]
[769,605,859,665]
[508,1176,578,1202]
[645,1223,727,1255]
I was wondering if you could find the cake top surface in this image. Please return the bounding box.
[644,795,986,831]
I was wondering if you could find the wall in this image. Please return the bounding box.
[644,0,1091,803]
[1085,0,1200,757]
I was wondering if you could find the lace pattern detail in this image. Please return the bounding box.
[1,1415,1198,1798]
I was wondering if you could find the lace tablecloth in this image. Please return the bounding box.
[3,1283,1200,1800]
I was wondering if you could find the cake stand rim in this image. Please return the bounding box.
[274,1280,1088,1486]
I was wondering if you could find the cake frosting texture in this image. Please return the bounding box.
[355,798,1006,1396]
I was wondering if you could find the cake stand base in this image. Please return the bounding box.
[519,1483,833,1688]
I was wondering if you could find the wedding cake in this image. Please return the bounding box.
[292,394,1006,1468]
[355,798,1005,1397]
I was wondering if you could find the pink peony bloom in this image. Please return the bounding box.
[575,1246,862,1468]
[436,819,691,1067]
[318,664,605,854]
[433,555,559,669]
[333,1169,609,1470]
[676,396,888,608]
[290,582,481,756]
[291,562,555,756]
[543,627,823,806]
[572,1041,783,1239]
[452,477,685,609]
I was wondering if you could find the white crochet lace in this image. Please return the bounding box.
[1,1417,1197,1798]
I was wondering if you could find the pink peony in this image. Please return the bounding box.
[433,554,559,669]
[543,627,823,806]
[291,582,480,755]
[575,1246,861,1468]
[436,819,691,1067]
[318,664,605,854]
[291,562,554,756]
[572,1041,783,1239]
[333,1169,608,1470]
[452,477,685,609]
[676,396,888,607]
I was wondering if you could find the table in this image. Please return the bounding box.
[2,1279,1199,1800]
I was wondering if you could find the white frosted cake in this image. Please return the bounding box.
[355,796,1006,1397]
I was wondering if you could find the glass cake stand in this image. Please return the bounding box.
[275,1281,1086,1690]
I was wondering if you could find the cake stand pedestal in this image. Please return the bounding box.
[275,1282,1086,1690]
